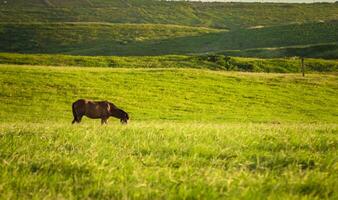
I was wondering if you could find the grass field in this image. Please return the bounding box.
[1,65,337,122]
[0,64,337,199]
[1,122,337,199]
[1,1,338,199]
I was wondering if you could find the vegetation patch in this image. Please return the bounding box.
[0,53,337,73]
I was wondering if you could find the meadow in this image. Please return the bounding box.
[0,64,337,199]
[1,1,338,198]
[1,122,337,199]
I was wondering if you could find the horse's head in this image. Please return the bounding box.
[111,108,129,124]
[120,111,129,124]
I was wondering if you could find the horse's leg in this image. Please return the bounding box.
[72,103,80,124]
[72,108,77,124]
[72,115,82,124]
[72,115,83,124]
[77,115,83,123]
[101,117,108,125]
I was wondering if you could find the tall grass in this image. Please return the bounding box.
[0,122,337,199]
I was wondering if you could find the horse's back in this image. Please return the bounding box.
[73,99,110,119]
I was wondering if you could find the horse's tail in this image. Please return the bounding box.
[72,102,77,124]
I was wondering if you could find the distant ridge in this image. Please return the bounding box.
[2,1,338,29]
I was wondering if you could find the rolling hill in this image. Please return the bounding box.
[0,0,337,57]
[1,0,338,29]
[0,21,337,57]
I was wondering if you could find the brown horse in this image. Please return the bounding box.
[72,99,129,125]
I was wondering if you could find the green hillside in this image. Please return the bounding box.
[0,23,223,55]
[0,65,337,199]
[1,21,337,57]
[0,1,337,57]
[1,1,338,29]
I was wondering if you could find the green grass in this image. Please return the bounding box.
[1,122,337,199]
[1,1,337,198]
[0,64,337,123]
[0,53,337,73]
[0,64,337,199]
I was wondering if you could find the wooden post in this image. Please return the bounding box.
[301,57,305,77]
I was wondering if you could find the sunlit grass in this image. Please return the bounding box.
[1,65,337,123]
[0,122,337,199]
[0,64,337,199]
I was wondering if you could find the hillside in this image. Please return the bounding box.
[1,64,337,123]
[0,23,224,55]
[1,1,338,29]
[1,21,337,57]
[0,1,337,57]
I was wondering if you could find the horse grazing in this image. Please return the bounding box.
[72,99,129,125]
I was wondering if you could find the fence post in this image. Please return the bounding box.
[301,57,305,77]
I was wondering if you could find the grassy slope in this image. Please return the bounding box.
[0,23,223,55]
[0,21,337,57]
[0,53,337,73]
[0,65,337,123]
[0,65,337,199]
